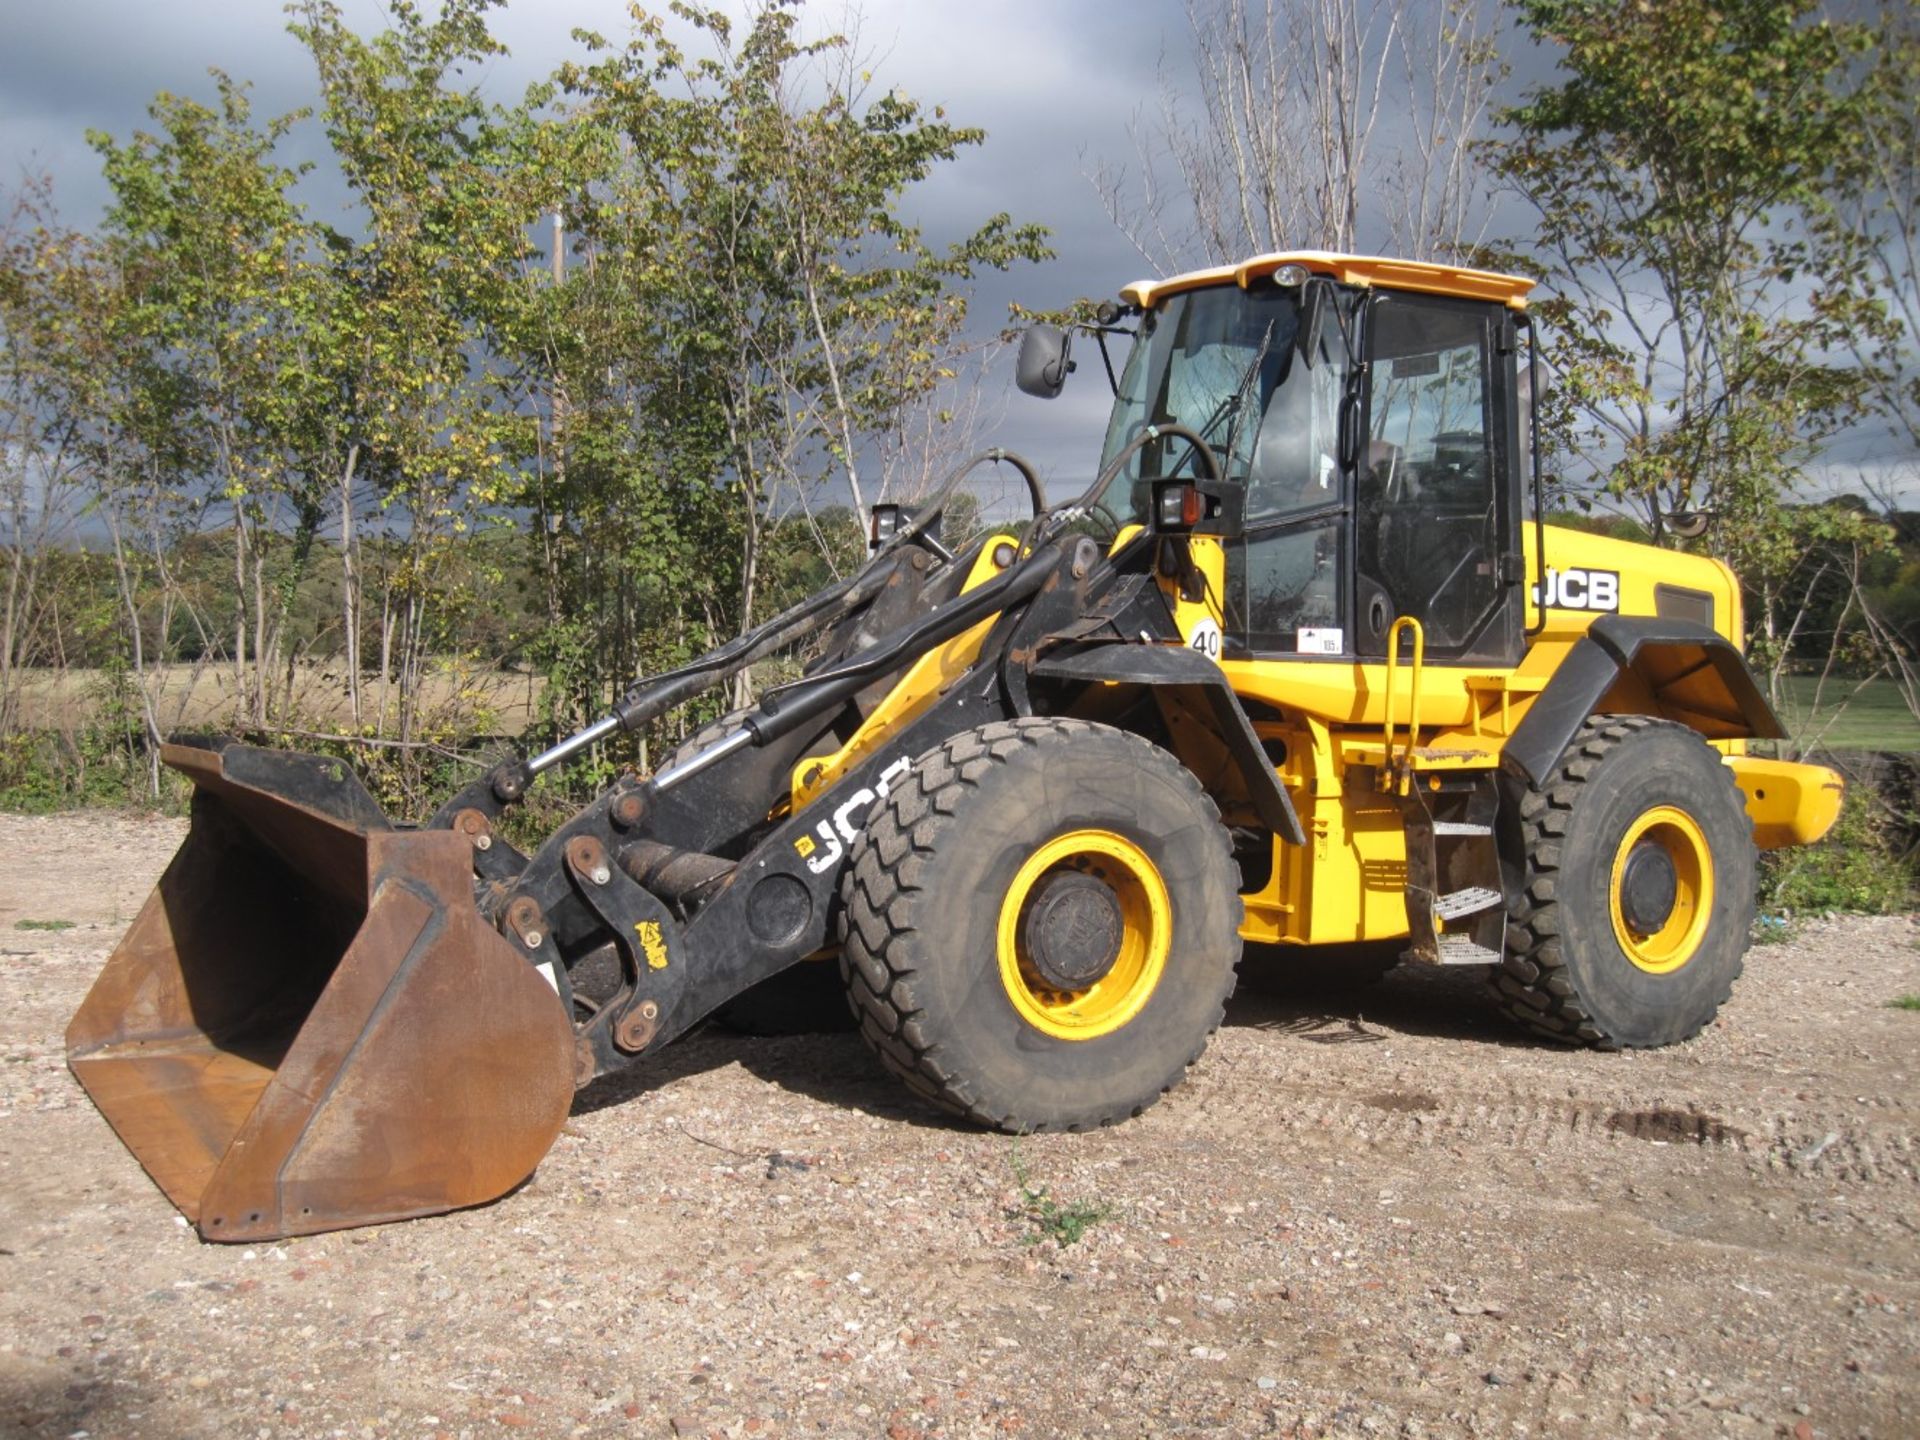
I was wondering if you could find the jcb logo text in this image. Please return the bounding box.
[1533,566,1619,613]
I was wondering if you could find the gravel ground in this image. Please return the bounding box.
[1,811,1917,1439]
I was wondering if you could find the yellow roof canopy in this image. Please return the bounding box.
[1120,250,1536,311]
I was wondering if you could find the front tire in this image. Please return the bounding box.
[838,718,1243,1131]
[1494,715,1755,1048]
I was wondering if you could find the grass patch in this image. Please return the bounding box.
[1778,676,1920,752]
[15,918,76,932]
[1890,995,1920,1012]
[1008,1138,1112,1248]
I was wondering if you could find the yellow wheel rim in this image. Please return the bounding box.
[996,829,1172,1040]
[1609,806,1713,975]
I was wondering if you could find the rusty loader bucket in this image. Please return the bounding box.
[66,740,575,1242]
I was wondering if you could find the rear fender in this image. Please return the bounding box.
[1503,616,1786,786]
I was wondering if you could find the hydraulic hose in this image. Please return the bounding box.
[649,547,1058,794]
[522,447,1046,785]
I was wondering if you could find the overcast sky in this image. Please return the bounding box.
[3,1,1912,501]
[1,0,1192,484]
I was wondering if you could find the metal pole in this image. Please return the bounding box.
[652,726,754,792]
[525,714,621,776]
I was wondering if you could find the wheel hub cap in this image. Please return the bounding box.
[1608,805,1714,975]
[1021,871,1124,990]
[995,829,1173,1041]
[1618,841,1679,934]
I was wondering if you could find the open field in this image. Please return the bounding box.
[1777,677,1920,753]
[1,812,1917,1438]
[14,669,1920,755]
[9,664,550,737]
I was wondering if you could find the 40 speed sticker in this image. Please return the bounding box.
[1185,616,1223,662]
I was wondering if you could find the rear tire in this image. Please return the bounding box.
[838,718,1243,1130]
[1493,715,1755,1048]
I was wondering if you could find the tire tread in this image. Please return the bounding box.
[1493,714,1753,1048]
[838,716,1240,1130]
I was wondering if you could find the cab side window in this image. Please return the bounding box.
[1356,296,1507,654]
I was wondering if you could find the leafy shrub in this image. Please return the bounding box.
[0,727,174,813]
[1758,788,1913,917]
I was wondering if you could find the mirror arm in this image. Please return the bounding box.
[1093,330,1119,396]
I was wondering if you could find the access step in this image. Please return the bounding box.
[1433,886,1503,921]
[1434,934,1502,965]
[1431,820,1493,837]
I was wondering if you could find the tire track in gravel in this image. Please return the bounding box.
[1171,1072,1920,1188]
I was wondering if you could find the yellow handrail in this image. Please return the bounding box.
[1380,615,1425,793]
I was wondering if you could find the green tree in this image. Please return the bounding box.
[1485,0,1878,584]
[89,76,333,727]
[0,180,92,739]
[539,1,1049,732]
[3,0,1049,800]
[1837,4,1920,459]
[291,0,590,743]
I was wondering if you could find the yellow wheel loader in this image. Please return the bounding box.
[68,251,1845,1241]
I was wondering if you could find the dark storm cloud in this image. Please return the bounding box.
[0,0,1186,482]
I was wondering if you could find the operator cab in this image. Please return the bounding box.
[1075,253,1534,665]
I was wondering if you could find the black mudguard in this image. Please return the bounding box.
[1027,642,1306,846]
[1503,615,1786,787]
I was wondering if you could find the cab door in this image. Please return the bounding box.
[1352,293,1523,664]
[1218,289,1355,657]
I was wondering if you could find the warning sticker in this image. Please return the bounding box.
[1186,617,1223,663]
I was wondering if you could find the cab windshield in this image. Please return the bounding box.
[1095,284,1347,525]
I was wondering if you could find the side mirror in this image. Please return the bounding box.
[1015,323,1073,399]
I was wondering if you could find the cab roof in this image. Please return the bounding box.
[1120,251,1536,311]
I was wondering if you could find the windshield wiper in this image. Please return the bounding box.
[1220,320,1277,471]
[1177,319,1276,478]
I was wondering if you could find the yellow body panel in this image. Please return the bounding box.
[1200,524,1838,946]
[791,538,1017,810]
[1237,717,1429,946]
[1168,536,1228,652]
[1221,525,1739,743]
[1727,755,1845,850]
